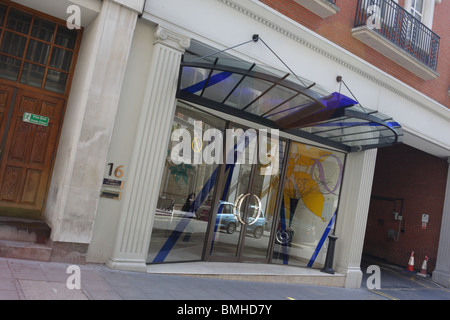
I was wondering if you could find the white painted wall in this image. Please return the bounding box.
[45,0,140,244]
[45,1,105,239]
[86,20,156,263]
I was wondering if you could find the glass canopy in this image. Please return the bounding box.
[176,41,403,152]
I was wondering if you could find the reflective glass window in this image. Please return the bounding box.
[55,25,77,49]
[31,18,56,42]
[26,39,50,65]
[147,104,226,263]
[49,47,73,71]
[20,62,45,87]
[272,141,345,268]
[0,4,6,26]
[44,69,68,94]
[0,55,21,81]
[0,31,27,58]
[6,8,31,34]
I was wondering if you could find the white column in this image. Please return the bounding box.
[432,158,450,288]
[46,0,141,245]
[334,149,378,288]
[108,26,190,271]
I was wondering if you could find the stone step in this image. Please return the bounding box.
[0,240,52,261]
[0,217,51,244]
[146,262,346,287]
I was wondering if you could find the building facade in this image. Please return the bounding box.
[0,0,449,289]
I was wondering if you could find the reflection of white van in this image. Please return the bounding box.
[216,201,266,239]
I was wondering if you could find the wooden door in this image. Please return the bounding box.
[0,86,64,218]
[0,84,15,151]
[0,2,82,218]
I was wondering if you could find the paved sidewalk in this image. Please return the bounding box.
[0,257,383,300]
[1,257,449,300]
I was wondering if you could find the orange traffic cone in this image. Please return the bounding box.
[417,256,429,277]
[406,251,415,272]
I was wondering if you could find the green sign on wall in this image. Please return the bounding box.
[22,112,49,127]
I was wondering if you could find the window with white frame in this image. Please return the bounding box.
[404,0,440,29]
[410,0,424,21]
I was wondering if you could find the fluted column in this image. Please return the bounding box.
[108,26,190,271]
[334,149,378,288]
[432,158,450,288]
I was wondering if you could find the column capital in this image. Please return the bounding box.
[154,25,191,52]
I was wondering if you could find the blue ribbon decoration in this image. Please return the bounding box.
[307,210,336,267]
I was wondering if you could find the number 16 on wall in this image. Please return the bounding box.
[107,163,125,178]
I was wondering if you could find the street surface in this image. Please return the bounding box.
[360,256,450,300]
[0,256,449,301]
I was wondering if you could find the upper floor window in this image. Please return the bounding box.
[410,0,424,21]
[404,0,439,29]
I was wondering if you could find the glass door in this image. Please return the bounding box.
[205,123,286,262]
[147,104,226,264]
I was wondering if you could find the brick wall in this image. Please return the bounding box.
[259,0,450,108]
[364,144,448,272]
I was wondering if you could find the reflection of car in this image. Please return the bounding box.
[216,201,266,238]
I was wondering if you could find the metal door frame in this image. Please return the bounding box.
[203,121,291,264]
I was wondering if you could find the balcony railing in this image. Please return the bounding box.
[354,0,440,71]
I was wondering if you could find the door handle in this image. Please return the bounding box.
[233,193,262,225]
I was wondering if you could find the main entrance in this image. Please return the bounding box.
[205,123,286,263]
[146,34,403,268]
[0,2,81,218]
[147,102,346,268]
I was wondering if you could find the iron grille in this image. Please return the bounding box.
[354,0,440,70]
